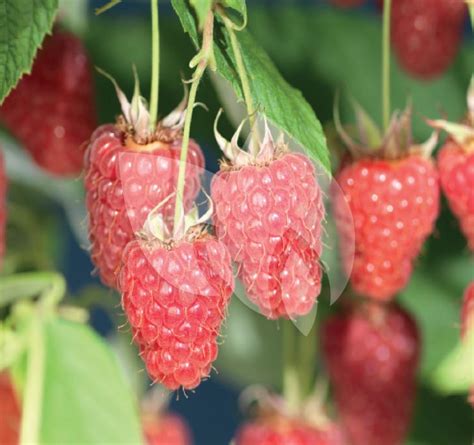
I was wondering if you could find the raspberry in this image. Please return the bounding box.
[0,150,6,268]
[0,373,21,445]
[333,154,439,300]
[391,0,466,79]
[211,121,324,319]
[235,415,346,445]
[143,413,191,445]
[85,117,204,289]
[120,230,233,390]
[0,30,96,176]
[438,140,474,251]
[330,0,365,7]
[322,302,420,445]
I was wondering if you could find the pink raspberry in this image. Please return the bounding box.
[438,140,474,251]
[0,30,97,176]
[0,151,6,268]
[211,123,324,319]
[322,301,420,445]
[119,231,233,390]
[332,155,439,301]
[143,413,192,445]
[235,415,346,445]
[84,124,204,288]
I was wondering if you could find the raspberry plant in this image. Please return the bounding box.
[0,0,472,444]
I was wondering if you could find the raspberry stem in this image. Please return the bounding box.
[282,320,301,414]
[298,323,317,398]
[220,12,260,155]
[149,0,160,130]
[19,311,45,445]
[382,0,392,131]
[173,11,215,234]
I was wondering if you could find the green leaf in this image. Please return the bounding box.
[216,298,283,388]
[431,330,474,394]
[0,0,59,103]
[171,0,331,173]
[399,268,464,379]
[221,0,247,26]
[0,272,65,308]
[190,0,212,29]
[407,386,472,445]
[39,319,143,444]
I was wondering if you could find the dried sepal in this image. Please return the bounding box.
[426,119,474,145]
[214,110,289,168]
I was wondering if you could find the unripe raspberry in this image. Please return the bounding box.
[85,117,204,289]
[235,414,345,445]
[333,154,439,301]
[0,373,21,445]
[0,30,96,176]
[322,302,420,445]
[120,230,233,390]
[438,140,474,251]
[212,121,324,319]
[0,150,6,269]
[143,413,191,445]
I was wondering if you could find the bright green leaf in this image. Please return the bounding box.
[39,319,143,444]
[431,330,474,394]
[171,0,331,172]
[0,0,59,103]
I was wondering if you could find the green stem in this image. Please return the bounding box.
[149,0,160,129]
[0,272,66,308]
[283,320,300,414]
[382,0,392,131]
[95,0,121,15]
[298,324,317,399]
[173,11,214,233]
[469,3,474,29]
[221,15,259,153]
[19,313,45,445]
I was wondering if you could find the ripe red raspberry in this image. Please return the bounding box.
[0,373,21,445]
[211,119,324,319]
[391,0,466,79]
[120,229,233,390]
[85,103,204,288]
[0,30,96,176]
[333,153,439,300]
[0,150,6,268]
[437,140,474,250]
[143,413,191,445]
[330,0,365,7]
[235,415,346,445]
[322,302,420,445]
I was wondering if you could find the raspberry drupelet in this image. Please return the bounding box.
[85,86,204,289]
[211,115,324,319]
